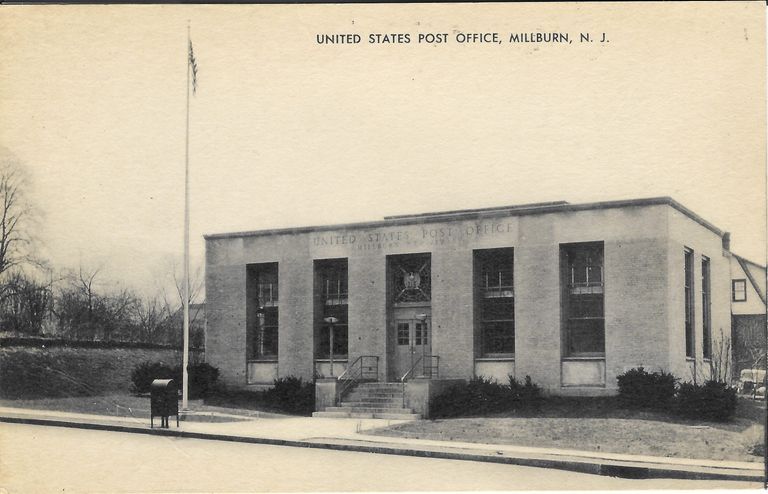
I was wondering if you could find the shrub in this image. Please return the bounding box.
[130,361,176,394]
[130,361,220,398]
[749,441,765,457]
[429,381,473,418]
[430,375,542,418]
[265,376,315,415]
[186,363,220,399]
[510,375,543,404]
[616,367,677,409]
[675,380,737,422]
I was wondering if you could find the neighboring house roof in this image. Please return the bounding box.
[171,303,206,321]
[733,254,767,307]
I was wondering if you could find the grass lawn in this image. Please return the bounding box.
[368,396,766,463]
[0,393,275,421]
[0,346,186,399]
[0,393,154,418]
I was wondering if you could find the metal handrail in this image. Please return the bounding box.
[401,355,440,382]
[400,355,424,383]
[400,355,439,407]
[425,355,440,379]
[337,355,379,399]
[336,357,357,382]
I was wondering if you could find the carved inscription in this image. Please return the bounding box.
[311,222,515,250]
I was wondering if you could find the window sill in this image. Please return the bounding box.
[392,301,431,308]
[314,358,349,362]
[476,356,515,361]
[247,358,278,363]
[562,356,605,361]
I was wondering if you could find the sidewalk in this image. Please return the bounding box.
[0,405,763,483]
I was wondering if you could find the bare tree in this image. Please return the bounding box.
[52,263,137,341]
[161,260,205,347]
[732,317,766,383]
[0,271,53,335]
[77,264,101,324]
[0,149,36,282]
[133,295,171,344]
[169,262,204,313]
[101,285,136,342]
[707,328,733,384]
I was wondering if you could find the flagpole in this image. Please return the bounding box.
[182,21,191,411]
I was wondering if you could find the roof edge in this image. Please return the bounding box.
[735,255,767,306]
[383,200,570,220]
[732,253,767,271]
[204,196,725,240]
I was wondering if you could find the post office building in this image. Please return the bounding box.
[205,197,737,408]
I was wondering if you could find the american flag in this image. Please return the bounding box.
[188,39,198,94]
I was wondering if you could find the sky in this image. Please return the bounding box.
[0,3,765,298]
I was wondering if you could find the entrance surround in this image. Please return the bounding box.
[389,306,431,380]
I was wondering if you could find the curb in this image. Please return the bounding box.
[1,415,762,483]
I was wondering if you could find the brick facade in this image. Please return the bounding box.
[205,197,736,395]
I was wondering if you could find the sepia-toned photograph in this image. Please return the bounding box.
[0,2,766,492]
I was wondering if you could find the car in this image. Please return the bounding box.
[738,368,766,398]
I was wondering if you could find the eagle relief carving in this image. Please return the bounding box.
[393,258,431,303]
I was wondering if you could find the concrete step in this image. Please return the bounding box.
[312,410,421,420]
[356,383,403,389]
[344,390,404,396]
[345,391,403,398]
[341,397,403,402]
[312,411,374,419]
[374,412,421,420]
[343,397,402,404]
[325,406,414,414]
[341,401,404,407]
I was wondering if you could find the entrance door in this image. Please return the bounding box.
[391,314,431,380]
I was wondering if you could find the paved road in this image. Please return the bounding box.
[0,423,759,492]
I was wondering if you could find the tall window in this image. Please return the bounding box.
[684,249,694,358]
[246,263,279,360]
[702,256,711,359]
[562,242,604,356]
[475,248,515,356]
[315,259,348,359]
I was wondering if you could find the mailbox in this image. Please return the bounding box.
[150,379,179,428]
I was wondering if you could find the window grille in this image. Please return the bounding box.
[247,263,279,361]
[563,243,604,356]
[702,257,711,359]
[257,283,278,307]
[316,260,349,359]
[475,249,515,356]
[684,249,694,358]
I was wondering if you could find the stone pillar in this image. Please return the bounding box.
[314,378,340,411]
[348,254,387,380]
[514,219,561,392]
[278,258,314,380]
[432,249,474,379]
